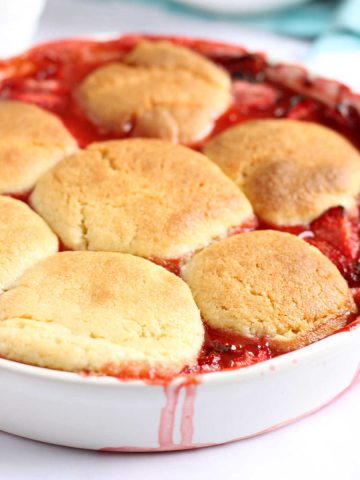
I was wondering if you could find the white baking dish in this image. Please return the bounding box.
[0,322,359,451]
[0,35,359,451]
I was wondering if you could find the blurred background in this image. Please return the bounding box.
[0,0,359,89]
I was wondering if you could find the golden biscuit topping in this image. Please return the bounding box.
[183,230,355,352]
[31,138,253,259]
[77,41,231,144]
[204,119,360,225]
[0,195,58,292]
[124,40,230,89]
[0,101,77,194]
[0,251,204,376]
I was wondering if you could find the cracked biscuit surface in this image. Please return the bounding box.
[0,251,204,375]
[0,195,58,292]
[0,101,77,194]
[31,138,253,259]
[183,230,356,352]
[77,40,231,144]
[203,119,360,225]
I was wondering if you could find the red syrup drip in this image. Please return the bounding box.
[159,385,181,447]
[1,35,360,383]
[101,360,360,452]
[101,381,200,452]
[158,382,198,449]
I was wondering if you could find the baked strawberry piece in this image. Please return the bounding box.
[310,206,360,260]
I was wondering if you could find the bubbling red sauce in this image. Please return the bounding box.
[184,325,274,374]
[1,35,360,381]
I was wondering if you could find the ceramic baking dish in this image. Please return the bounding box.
[0,321,359,451]
[0,35,359,451]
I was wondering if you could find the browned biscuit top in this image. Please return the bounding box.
[204,119,360,225]
[0,251,204,375]
[31,138,253,259]
[0,195,58,292]
[183,230,355,352]
[0,100,77,194]
[77,40,231,144]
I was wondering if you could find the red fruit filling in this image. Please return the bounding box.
[232,80,280,111]
[310,206,360,260]
[1,35,359,380]
[4,190,32,203]
[306,237,356,284]
[150,256,187,277]
[260,206,360,288]
[183,325,274,375]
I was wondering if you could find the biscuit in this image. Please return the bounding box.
[31,139,253,259]
[0,101,77,194]
[183,230,355,352]
[77,40,231,144]
[0,251,204,376]
[0,195,58,292]
[124,39,230,89]
[203,119,360,225]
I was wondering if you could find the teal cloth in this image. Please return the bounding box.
[309,0,360,59]
[168,0,339,38]
[137,0,360,58]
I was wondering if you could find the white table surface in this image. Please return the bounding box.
[1,1,359,478]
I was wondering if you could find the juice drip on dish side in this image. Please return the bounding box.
[158,382,198,449]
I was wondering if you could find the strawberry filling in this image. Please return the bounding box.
[310,206,360,260]
[4,190,32,203]
[258,206,360,288]
[183,325,273,375]
[150,256,187,277]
